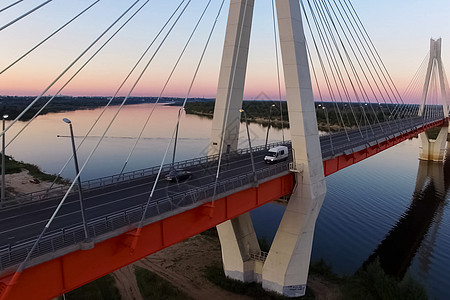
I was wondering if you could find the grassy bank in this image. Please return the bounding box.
[204,259,428,300]
[204,263,314,300]
[134,266,193,300]
[64,274,120,300]
[1,155,67,184]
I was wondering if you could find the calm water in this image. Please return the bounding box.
[4,104,450,299]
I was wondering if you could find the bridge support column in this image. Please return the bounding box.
[419,38,449,161]
[261,0,326,297]
[209,0,260,283]
[419,128,448,161]
[217,213,261,282]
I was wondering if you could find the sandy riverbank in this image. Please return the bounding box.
[111,234,340,300]
[3,170,65,198]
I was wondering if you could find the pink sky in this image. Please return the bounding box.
[1,0,449,103]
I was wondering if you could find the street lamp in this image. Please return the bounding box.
[171,107,184,170]
[265,104,276,149]
[63,118,89,240]
[239,109,257,183]
[1,114,8,203]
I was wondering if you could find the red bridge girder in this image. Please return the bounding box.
[0,174,294,300]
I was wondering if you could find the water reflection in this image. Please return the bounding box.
[363,153,450,279]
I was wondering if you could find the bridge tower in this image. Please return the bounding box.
[209,0,326,297]
[419,38,449,161]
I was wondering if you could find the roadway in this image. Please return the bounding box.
[0,113,444,270]
[0,147,283,247]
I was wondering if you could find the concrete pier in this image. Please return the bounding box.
[419,39,448,161]
[261,1,326,297]
[209,0,259,283]
[210,0,326,297]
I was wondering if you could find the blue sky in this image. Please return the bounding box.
[0,0,449,102]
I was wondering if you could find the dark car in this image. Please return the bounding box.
[165,169,192,182]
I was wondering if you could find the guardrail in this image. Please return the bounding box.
[2,114,443,207]
[3,140,290,207]
[250,249,269,262]
[0,160,290,271]
[320,115,444,159]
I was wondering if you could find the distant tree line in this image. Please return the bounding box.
[0,96,183,121]
[0,96,410,132]
[181,100,404,132]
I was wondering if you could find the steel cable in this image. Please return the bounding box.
[0,0,53,31]
[0,0,101,75]
[0,0,24,13]
[8,0,191,278]
[118,0,213,176]
[136,0,226,231]
[0,0,142,139]
[271,0,285,142]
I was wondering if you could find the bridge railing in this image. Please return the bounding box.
[0,160,290,271]
[3,113,442,207]
[320,114,444,159]
[0,113,445,270]
[3,112,443,207]
[2,141,289,207]
[81,140,289,189]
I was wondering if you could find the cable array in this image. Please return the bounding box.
[0,0,229,279]
[0,0,448,288]
[301,0,410,139]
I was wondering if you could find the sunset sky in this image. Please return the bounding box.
[0,0,449,103]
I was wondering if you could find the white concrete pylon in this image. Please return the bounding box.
[209,0,254,156]
[261,0,326,297]
[216,213,261,282]
[419,38,449,117]
[210,0,327,297]
[419,38,449,161]
[209,0,260,283]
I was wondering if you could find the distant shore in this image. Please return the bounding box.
[1,96,401,133]
[0,95,211,121]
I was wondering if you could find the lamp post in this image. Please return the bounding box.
[171,107,184,170]
[63,118,89,240]
[239,109,257,183]
[265,104,276,149]
[1,114,8,203]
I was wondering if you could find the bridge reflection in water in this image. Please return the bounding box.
[363,151,450,278]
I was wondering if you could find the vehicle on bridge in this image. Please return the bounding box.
[165,168,192,182]
[264,145,289,164]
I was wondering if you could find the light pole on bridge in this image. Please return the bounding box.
[265,104,276,149]
[63,118,89,240]
[171,107,184,170]
[239,109,257,183]
[1,114,8,203]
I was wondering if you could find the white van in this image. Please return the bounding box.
[264,145,288,164]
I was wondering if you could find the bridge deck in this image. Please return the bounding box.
[0,114,446,299]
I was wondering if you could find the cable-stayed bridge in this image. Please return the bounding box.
[0,0,449,299]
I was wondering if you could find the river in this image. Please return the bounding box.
[4,103,449,299]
